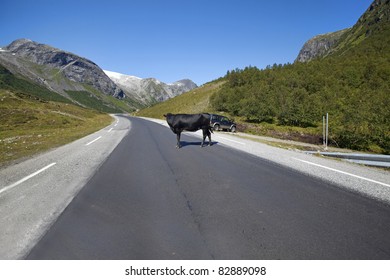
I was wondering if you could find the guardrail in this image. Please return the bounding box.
[305,152,390,168]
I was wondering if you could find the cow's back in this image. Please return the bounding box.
[165,113,210,132]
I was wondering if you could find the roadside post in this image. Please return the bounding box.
[323,113,329,150]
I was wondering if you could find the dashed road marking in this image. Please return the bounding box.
[86,136,102,146]
[0,163,57,195]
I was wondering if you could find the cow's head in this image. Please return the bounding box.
[164,113,174,127]
[163,113,173,121]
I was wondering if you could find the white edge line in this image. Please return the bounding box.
[216,136,246,145]
[0,162,57,195]
[86,136,102,146]
[293,158,390,188]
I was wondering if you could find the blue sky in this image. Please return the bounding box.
[1,0,373,85]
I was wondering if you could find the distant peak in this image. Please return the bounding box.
[104,70,142,80]
[14,38,32,43]
[6,38,34,49]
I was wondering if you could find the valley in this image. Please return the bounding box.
[1,0,389,166]
[1,0,390,266]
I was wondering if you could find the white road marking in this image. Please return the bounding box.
[293,158,390,188]
[217,136,246,145]
[0,162,57,195]
[86,136,102,146]
[108,128,113,133]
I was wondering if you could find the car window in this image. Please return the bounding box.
[211,115,232,123]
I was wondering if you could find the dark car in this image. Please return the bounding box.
[210,114,237,132]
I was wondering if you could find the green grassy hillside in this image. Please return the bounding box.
[0,65,113,166]
[0,88,112,166]
[209,20,390,153]
[0,64,71,103]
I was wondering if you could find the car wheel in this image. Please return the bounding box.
[214,124,220,131]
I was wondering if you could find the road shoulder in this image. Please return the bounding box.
[0,114,131,259]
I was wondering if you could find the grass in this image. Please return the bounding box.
[235,118,323,145]
[0,89,113,167]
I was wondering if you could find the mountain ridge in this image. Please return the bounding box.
[0,39,197,111]
[2,39,125,98]
[104,70,197,106]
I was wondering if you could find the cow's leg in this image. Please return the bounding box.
[207,129,212,146]
[176,132,181,148]
[201,129,207,147]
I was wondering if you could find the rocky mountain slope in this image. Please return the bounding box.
[296,0,390,62]
[295,28,350,62]
[0,39,124,98]
[104,70,197,106]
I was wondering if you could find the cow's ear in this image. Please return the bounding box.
[163,114,167,117]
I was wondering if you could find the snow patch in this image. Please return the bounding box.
[104,70,142,81]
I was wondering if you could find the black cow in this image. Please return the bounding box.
[164,113,212,148]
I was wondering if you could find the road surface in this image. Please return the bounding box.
[24,117,390,259]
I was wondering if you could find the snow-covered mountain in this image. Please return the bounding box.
[104,70,197,106]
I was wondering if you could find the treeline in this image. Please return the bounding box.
[211,29,390,153]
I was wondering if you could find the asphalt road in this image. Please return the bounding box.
[25,117,390,260]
